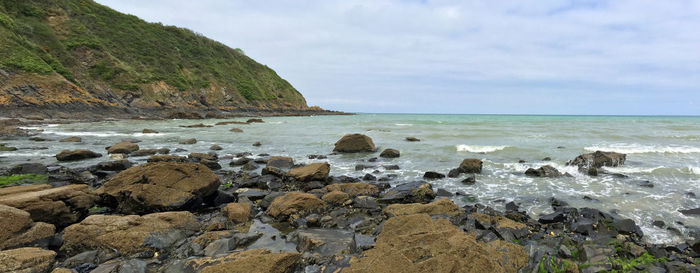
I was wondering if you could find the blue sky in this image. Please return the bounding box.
[95,0,700,115]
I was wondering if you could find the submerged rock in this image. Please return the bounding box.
[96,162,220,214]
[179,138,197,144]
[333,134,376,153]
[379,148,400,158]
[59,136,82,142]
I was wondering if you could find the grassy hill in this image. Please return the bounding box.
[0,0,310,117]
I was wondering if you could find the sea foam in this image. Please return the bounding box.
[456,145,509,153]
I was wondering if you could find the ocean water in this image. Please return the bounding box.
[3,114,700,244]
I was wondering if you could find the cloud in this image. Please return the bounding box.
[95,0,700,115]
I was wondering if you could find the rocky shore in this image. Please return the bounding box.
[0,127,699,273]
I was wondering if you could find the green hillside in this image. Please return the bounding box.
[0,0,308,113]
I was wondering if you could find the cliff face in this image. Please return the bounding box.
[0,0,310,117]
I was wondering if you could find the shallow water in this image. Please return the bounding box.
[2,114,700,244]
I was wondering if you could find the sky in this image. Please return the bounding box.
[94,0,700,115]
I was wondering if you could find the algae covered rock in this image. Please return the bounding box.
[96,162,220,214]
[334,134,376,153]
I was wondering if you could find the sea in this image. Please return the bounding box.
[3,113,700,244]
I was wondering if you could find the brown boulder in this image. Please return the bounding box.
[147,155,187,163]
[0,204,55,250]
[321,190,350,204]
[379,148,400,158]
[142,129,159,134]
[262,156,294,176]
[182,249,299,273]
[525,165,562,177]
[324,183,379,196]
[107,142,139,154]
[55,150,101,161]
[267,192,326,220]
[0,184,97,227]
[344,213,527,273]
[62,211,199,256]
[333,134,376,153]
[288,162,330,181]
[230,128,244,133]
[567,151,626,168]
[246,118,264,123]
[95,162,220,214]
[223,203,251,224]
[0,247,56,273]
[384,198,462,218]
[59,136,81,142]
[458,158,483,174]
[179,138,197,144]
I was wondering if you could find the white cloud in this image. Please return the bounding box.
[95,0,700,114]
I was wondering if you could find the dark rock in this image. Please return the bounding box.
[447,168,460,178]
[379,181,434,204]
[458,158,483,174]
[252,141,262,147]
[95,160,133,172]
[179,138,197,145]
[210,144,222,150]
[355,164,375,171]
[652,220,665,228]
[379,148,400,158]
[230,157,252,166]
[141,129,158,134]
[423,171,445,180]
[56,150,101,162]
[524,165,562,177]
[542,157,551,161]
[435,188,453,197]
[241,161,258,171]
[246,118,264,123]
[353,196,378,210]
[538,210,566,224]
[637,180,654,188]
[382,165,400,170]
[237,189,271,201]
[405,137,420,142]
[200,159,222,170]
[293,229,357,257]
[362,173,376,181]
[10,163,48,175]
[59,136,82,142]
[614,218,643,237]
[367,157,378,162]
[679,207,700,216]
[568,151,626,168]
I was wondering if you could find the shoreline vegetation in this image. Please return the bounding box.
[0,125,698,272]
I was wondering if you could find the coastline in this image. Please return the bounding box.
[0,115,698,272]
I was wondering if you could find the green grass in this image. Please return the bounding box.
[0,174,48,187]
[0,0,307,107]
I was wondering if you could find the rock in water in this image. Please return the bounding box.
[567,151,626,168]
[343,213,527,273]
[333,134,376,153]
[179,138,197,144]
[107,142,140,154]
[524,165,562,177]
[0,204,55,250]
[62,211,199,256]
[380,181,435,204]
[96,162,220,214]
[379,148,400,158]
[59,136,82,142]
[458,158,483,174]
[55,149,102,161]
[142,129,159,134]
[288,162,330,181]
[0,247,56,273]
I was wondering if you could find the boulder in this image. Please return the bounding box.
[524,165,562,177]
[0,247,56,273]
[293,229,357,257]
[423,171,445,179]
[210,144,222,150]
[384,198,461,218]
[343,214,527,273]
[567,151,626,168]
[179,138,197,144]
[252,141,262,147]
[288,162,330,182]
[405,137,420,142]
[230,128,244,133]
[131,149,158,157]
[62,211,199,256]
[380,181,435,204]
[458,158,483,174]
[333,134,375,153]
[246,118,264,123]
[95,160,133,172]
[9,163,48,175]
[59,136,82,142]
[55,150,101,161]
[181,249,299,273]
[223,203,251,224]
[0,204,55,250]
[0,184,96,227]
[96,162,220,214]
[262,156,294,176]
[322,190,350,204]
[379,148,400,158]
[107,142,140,154]
[324,183,379,196]
[142,129,159,134]
[267,192,326,220]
